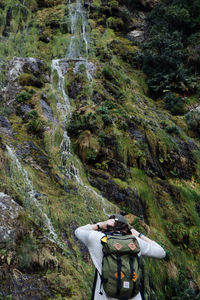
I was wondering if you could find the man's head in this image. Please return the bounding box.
[103,214,131,235]
[109,214,129,225]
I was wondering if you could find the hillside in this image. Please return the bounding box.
[0,0,199,299]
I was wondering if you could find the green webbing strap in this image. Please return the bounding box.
[91,268,98,300]
[117,255,122,297]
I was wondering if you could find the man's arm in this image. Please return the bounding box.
[131,228,166,259]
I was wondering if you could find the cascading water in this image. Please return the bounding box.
[51,0,110,215]
[66,0,89,60]
[6,145,69,253]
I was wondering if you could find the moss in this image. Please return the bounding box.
[18,73,44,88]
[113,178,128,190]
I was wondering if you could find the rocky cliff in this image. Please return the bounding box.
[0,0,199,299]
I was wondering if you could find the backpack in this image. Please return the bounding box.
[92,234,142,300]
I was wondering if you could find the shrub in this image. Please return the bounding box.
[136,32,190,96]
[136,0,200,98]
[104,100,116,109]
[166,222,188,245]
[24,110,44,136]
[17,235,38,269]
[24,110,38,122]
[16,91,32,103]
[121,6,132,27]
[189,227,200,249]
[102,113,112,125]
[163,92,187,115]
[67,113,97,136]
[185,109,200,133]
[102,67,114,81]
[78,63,86,73]
[77,130,100,163]
[26,119,44,135]
[165,270,198,300]
[165,125,180,134]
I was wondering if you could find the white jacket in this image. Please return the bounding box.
[75,224,166,300]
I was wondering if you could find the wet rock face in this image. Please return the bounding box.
[0,193,23,248]
[88,169,144,218]
[0,116,13,137]
[16,142,50,175]
[40,99,55,123]
[0,271,51,300]
[4,57,49,106]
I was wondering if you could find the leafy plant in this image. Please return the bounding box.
[164,270,198,300]
[136,0,200,99]
[17,235,38,269]
[24,110,44,136]
[185,109,200,133]
[67,113,97,136]
[16,91,32,103]
[163,92,187,115]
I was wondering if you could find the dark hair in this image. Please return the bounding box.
[102,216,132,235]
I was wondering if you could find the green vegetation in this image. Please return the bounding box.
[185,109,200,133]
[16,91,32,103]
[0,0,199,299]
[136,0,200,113]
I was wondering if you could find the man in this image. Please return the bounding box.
[75,214,166,300]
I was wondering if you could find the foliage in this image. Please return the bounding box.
[136,0,200,101]
[77,130,100,162]
[166,222,188,246]
[165,124,180,135]
[136,32,189,96]
[16,91,32,103]
[24,110,44,136]
[102,66,119,86]
[121,6,132,28]
[67,113,97,136]
[17,235,38,269]
[164,270,199,300]
[163,92,187,115]
[185,109,200,133]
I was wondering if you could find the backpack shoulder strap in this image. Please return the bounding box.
[91,268,98,300]
[91,234,108,300]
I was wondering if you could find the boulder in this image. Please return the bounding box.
[127,30,145,42]
[4,57,49,106]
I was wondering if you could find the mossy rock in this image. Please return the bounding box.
[18,73,44,88]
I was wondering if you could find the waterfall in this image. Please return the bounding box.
[6,145,69,254]
[51,0,110,215]
[66,0,89,60]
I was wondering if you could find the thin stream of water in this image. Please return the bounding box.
[52,0,109,215]
[6,145,69,253]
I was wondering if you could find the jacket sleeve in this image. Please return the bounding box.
[74,224,95,246]
[136,237,166,259]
